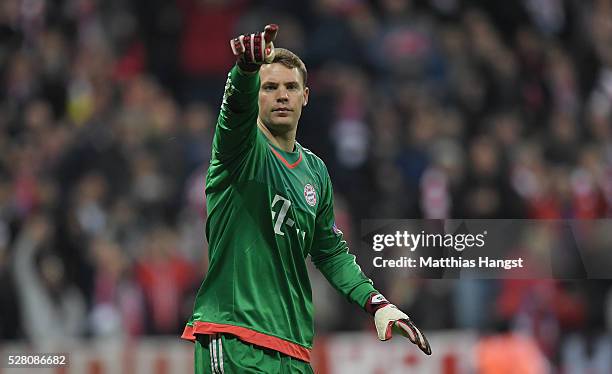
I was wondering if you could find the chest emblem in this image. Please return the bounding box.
[304,184,317,207]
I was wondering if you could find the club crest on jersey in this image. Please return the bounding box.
[303,184,317,206]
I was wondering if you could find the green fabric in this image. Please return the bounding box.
[185,65,377,351]
[195,334,314,374]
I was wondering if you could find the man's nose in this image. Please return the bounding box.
[276,88,289,102]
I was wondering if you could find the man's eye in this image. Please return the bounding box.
[263,85,276,91]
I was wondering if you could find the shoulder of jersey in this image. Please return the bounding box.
[298,143,326,169]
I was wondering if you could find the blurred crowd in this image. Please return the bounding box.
[1,0,612,368]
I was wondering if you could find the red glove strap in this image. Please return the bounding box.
[365,293,390,315]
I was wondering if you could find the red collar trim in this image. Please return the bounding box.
[269,144,302,169]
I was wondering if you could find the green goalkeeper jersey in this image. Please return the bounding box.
[182,66,377,362]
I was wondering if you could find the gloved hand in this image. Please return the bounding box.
[230,24,279,72]
[366,293,432,355]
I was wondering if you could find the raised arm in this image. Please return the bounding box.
[212,25,278,163]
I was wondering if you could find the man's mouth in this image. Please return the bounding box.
[272,108,292,113]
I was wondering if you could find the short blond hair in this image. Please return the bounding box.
[272,48,308,87]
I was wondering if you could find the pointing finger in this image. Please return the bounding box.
[263,24,279,44]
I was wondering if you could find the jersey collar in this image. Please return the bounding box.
[268,143,303,169]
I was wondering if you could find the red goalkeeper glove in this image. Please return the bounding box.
[230,24,279,72]
[365,293,432,355]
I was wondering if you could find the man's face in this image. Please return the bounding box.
[258,63,309,134]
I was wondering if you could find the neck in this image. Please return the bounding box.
[257,118,296,152]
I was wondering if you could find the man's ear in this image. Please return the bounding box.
[303,86,309,107]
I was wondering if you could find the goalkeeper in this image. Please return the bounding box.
[181,24,431,373]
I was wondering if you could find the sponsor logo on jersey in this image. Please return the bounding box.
[304,184,317,206]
